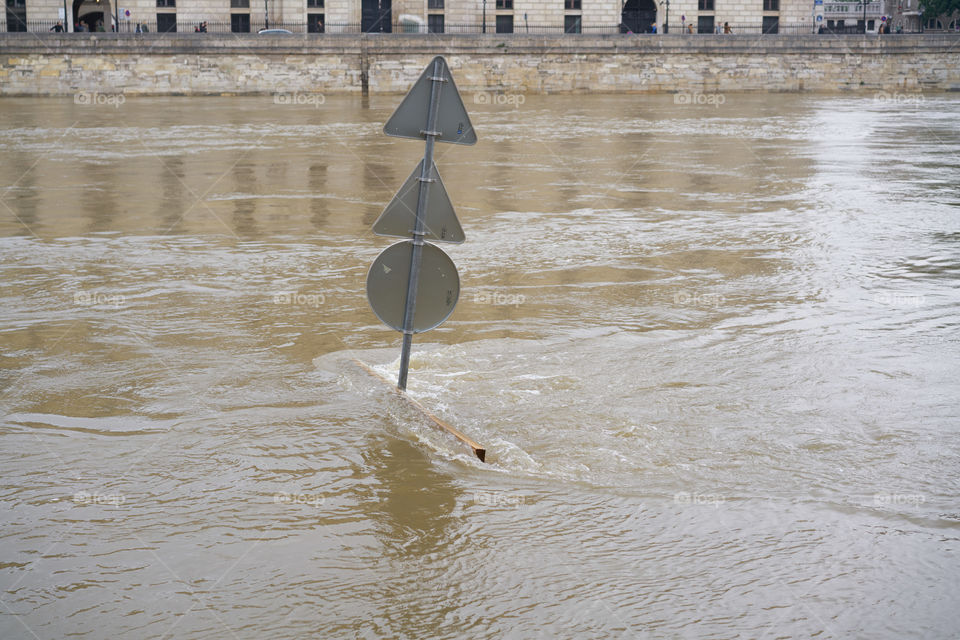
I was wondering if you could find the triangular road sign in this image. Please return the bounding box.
[383,56,478,146]
[372,160,465,244]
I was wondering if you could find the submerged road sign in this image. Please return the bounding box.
[383,57,477,146]
[365,56,477,392]
[372,159,465,244]
[367,240,460,333]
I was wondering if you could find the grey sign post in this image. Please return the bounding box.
[366,56,477,391]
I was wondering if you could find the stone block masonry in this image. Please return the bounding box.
[0,34,958,96]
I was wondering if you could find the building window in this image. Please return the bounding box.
[428,13,444,32]
[428,0,443,8]
[698,0,714,10]
[156,0,175,6]
[762,15,779,31]
[231,13,250,31]
[308,12,324,31]
[565,0,581,9]
[157,12,177,31]
[564,14,581,32]
[5,0,27,32]
[495,14,513,32]
[697,15,714,32]
[307,0,323,6]
[762,0,778,10]
[230,0,249,7]
[496,0,512,9]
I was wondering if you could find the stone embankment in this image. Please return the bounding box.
[0,33,957,95]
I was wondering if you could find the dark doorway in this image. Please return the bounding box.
[231,13,250,32]
[361,0,391,33]
[6,0,27,32]
[698,15,714,32]
[157,13,176,31]
[621,0,656,33]
[307,13,324,32]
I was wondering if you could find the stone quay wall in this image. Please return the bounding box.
[0,34,958,96]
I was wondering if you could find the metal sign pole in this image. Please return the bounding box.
[397,58,445,391]
[365,56,481,458]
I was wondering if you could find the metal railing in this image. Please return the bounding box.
[668,22,815,34]
[1,18,937,35]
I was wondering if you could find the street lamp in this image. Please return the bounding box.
[660,0,669,33]
[483,0,487,33]
[264,0,269,29]
[862,0,869,32]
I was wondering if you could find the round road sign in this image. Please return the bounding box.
[366,240,459,333]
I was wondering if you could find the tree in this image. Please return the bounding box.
[921,0,960,23]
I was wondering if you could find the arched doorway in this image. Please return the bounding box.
[73,0,112,31]
[621,0,656,33]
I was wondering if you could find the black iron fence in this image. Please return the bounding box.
[2,18,935,35]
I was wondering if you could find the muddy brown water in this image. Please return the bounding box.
[1,93,959,638]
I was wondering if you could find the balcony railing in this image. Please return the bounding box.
[823,2,883,15]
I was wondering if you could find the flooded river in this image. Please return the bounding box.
[1,93,959,639]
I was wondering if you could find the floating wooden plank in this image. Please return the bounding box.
[352,358,486,463]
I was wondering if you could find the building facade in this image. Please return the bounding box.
[821,0,923,33]
[2,0,926,34]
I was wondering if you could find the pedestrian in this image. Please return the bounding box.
[687,22,694,33]
[723,21,732,33]
[50,20,64,32]
[135,22,141,33]
[715,23,720,33]
[651,23,656,33]
[201,21,207,32]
